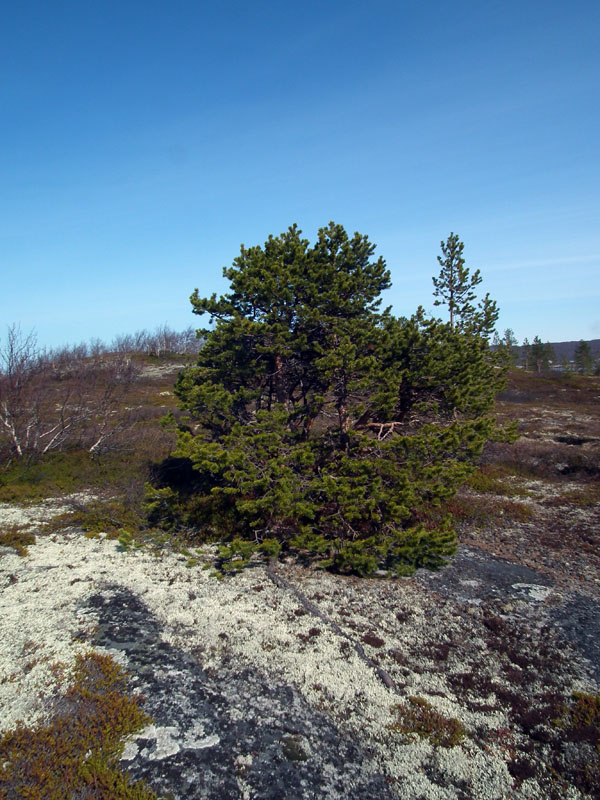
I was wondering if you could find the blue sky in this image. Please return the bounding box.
[1,0,598,349]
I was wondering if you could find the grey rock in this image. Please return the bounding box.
[84,588,394,800]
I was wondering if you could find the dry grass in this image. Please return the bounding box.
[457,370,600,595]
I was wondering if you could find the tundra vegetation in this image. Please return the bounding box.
[1,230,600,798]
[0,324,194,515]
[146,224,511,576]
[0,651,157,800]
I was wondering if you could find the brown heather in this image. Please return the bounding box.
[0,652,156,800]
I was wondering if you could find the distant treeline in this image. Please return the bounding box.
[493,330,600,374]
[519,339,600,364]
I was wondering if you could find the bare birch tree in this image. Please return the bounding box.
[0,325,140,462]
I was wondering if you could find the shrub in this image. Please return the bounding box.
[0,652,157,800]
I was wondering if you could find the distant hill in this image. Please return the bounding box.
[515,339,600,363]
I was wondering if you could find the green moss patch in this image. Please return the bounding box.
[0,527,36,557]
[466,465,532,497]
[0,652,158,800]
[388,696,466,747]
[0,431,174,506]
[0,451,100,503]
[61,497,146,538]
[547,692,600,793]
[555,691,600,745]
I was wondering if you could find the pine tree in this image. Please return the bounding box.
[432,233,497,335]
[153,223,509,576]
[493,328,518,366]
[530,336,555,373]
[502,328,519,364]
[574,340,593,374]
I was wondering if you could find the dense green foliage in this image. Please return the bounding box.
[151,223,508,575]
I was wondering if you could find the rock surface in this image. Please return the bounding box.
[1,496,598,799]
[88,587,392,799]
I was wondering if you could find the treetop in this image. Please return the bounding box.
[190,222,391,330]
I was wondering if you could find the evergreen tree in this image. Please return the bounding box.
[432,233,497,334]
[493,328,519,366]
[574,340,593,374]
[530,336,554,373]
[153,223,509,576]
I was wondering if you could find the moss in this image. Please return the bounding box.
[446,494,535,526]
[45,495,200,563]
[0,451,101,503]
[388,696,466,747]
[499,499,535,523]
[466,465,532,497]
[0,433,173,506]
[52,497,142,539]
[0,527,36,556]
[548,692,600,793]
[0,651,158,800]
[281,734,310,762]
[570,692,600,731]
[555,692,600,745]
[55,497,146,538]
[50,498,158,548]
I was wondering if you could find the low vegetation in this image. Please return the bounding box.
[388,696,466,747]
[0,322,599,796]
[0,652,156,800]
[1,228,599,797]
[2,226,598,585]
[0,526,36,556]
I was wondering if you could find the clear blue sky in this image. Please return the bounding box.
[1,0,598,349]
